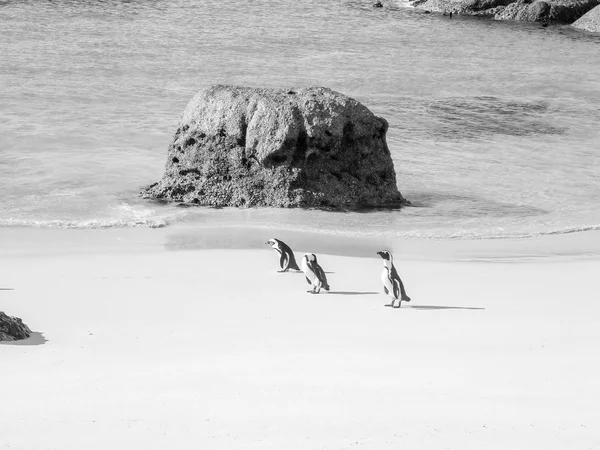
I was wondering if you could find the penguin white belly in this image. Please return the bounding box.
[381,269,397,299]
[302,260,319,287]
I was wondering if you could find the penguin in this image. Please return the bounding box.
[302,253,330,294]
[373,1,383,7]
[265,238,300,272]
[376,250,411,308]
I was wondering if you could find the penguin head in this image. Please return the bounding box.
[265,238,280,248]
[304,253,317,263]
[377,250,393,262]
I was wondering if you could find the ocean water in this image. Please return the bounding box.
[1,0,599,239]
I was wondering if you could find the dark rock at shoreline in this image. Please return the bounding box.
[141,85,408,210]
[410,0,599,23]
[409,0,512,16]
[572,4,600,30]
[496,0,598,22]
[0,311,32,341]
[494,0,551,20]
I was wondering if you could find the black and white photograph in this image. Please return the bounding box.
[1,0,599,448]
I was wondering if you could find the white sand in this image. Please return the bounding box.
[1,228,599,449]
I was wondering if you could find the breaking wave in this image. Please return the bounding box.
[0,203,188,229]
[0,217,171,229]
[2,204,600,240]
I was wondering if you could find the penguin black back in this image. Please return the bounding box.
[302,253,330,293]
[278,240,300,271]
[377,250,411,303]
[311,254,330,291]
[265,238,300,272]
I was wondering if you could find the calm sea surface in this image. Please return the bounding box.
[1,0,599,239]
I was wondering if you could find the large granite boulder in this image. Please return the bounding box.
[494,0,552,20]
[572,4,600,30]
[410,0,598,22]
[0,311,31,341]
[410,0,512,15]
[141,86,408,209]
[495,0,598,22]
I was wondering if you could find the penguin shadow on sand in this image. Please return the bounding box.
[407,305,484,311]
[299,252,371,296]
[301,253,331,294]
[264,239,331,295]
[265,240,484,309]
[376,250,484,311]
[265,238,303,273]
[265,238,334,272]
[378,300,484,311]
[328,291,379,296]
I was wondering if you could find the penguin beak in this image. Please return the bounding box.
[376,251,382,256]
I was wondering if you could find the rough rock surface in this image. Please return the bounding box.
[572,4,600,30]
[410,0,512,15]
[494,0,551,20]
[142,86,408,209]
[0,311,31,341]
[410,0,599,22]
[495,0,598,21]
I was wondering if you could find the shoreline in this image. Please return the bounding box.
[2,224,600,262]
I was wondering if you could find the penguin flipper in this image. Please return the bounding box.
[305,277,312,285]
[391,264,410,300]
[392,279,400,300]
[390,265,402,283]
[279,251,289,270]
[383,286,389,295]
[279,242,300,270]
[315,264,329,290]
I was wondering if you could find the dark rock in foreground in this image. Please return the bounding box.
[141,85,408,210]
[0,311,32,341]
[410,0,599,23]
[572,4,600,30]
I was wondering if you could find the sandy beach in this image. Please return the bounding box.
[2,0,600,448]
[1,227,599,449]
